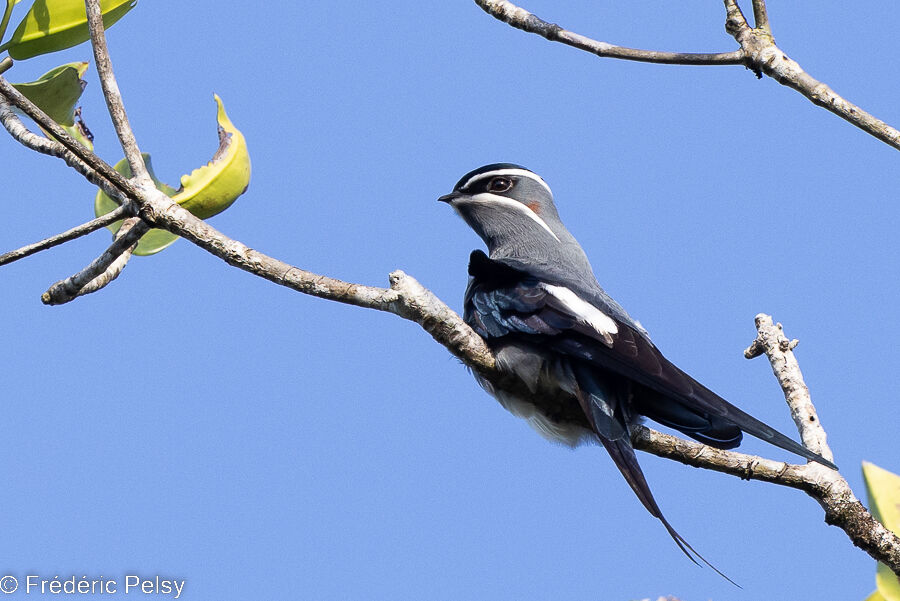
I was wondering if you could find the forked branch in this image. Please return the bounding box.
[475,0,900,151]
[41,217,148,305]
[722,0,900,150]
[637,314,900,575]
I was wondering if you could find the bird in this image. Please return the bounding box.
[438,163,837,573]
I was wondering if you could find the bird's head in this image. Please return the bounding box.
[438,164,570,256]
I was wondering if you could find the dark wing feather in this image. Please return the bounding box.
[553,323,836,468]
[465,250,579,339]
[466,251,837,470]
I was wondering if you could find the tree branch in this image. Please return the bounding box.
[722,0,900,151]
[42,217,148,305]
[751,0,771,33]
[0,85,142,302]
[633,425,900,575]
[744,314,833,462]
[634,312,900,576]
[84,0,150,184]
[473,0,744,65]
[133,187,499,374]
[474,0,900,152]
[0,205,131,266]
[0,95,128,204]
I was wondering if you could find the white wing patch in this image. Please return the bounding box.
[467,192,561,242]
[540,284,618,345]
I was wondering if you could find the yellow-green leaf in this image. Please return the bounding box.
[92,97,249,257]
[172,94,251,219]
[0,0,25,46]
[11,61,87,125]
[863,462,900,601]
[94,153,179,256]
[866,592,889,601]
[877,564,900,601]
[62,119,93,151]
[1,0,136,60]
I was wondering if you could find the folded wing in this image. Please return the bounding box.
[465,250,836,469]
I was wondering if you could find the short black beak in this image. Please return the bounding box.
[438,192,462,203]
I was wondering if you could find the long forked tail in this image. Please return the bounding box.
[639,356,838,471]
[572,364,740,585]
[599,436,741,588]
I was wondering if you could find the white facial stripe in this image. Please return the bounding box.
[462,169,553,196]
[467,192,561,242]
[540,284,618,344]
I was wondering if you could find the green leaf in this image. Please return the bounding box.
[0,0,25,46]
[172,94,251,220]
[11,61,87,125]
[62,119,93,151]
[11,62,93,151]
[862,462,900,601]
[1,0,136,60]
[94,154,179,256]
[877,564,900,601]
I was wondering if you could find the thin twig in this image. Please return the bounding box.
[72,230,138,297]
[0,205,131,266]
[744,314,833,461]
[84,0,149,184]
[42,218,148,305]
[0,57,11,75]
[752,0,771,33]
[474,0,744,65]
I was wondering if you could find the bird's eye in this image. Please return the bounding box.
[488,177,513,193]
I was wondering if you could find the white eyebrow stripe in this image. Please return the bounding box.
[467,192,561,242]
[539,284,618,345]
[462,169,553,196]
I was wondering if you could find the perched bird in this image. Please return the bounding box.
[438,163,836,570]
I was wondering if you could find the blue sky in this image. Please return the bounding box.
[1,2,897,600]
